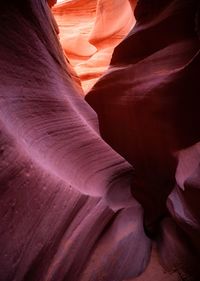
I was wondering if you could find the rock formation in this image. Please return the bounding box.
[53,0,136,91]
[0,0,199,281]
[0,1,150,281]
[86,0,200,279]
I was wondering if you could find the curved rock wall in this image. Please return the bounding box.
[0,1,151,281]
[86,0,200,278]
[0,0,199,280]
[53,0,136,92]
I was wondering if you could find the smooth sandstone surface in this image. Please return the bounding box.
[0,0,199,281]
[53,0,136,92]
[0,1,150,281]
[86,0,200,279]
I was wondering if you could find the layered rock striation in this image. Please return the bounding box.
[0,0,199,280]
[0,1,150,281]
[53,0,136,92]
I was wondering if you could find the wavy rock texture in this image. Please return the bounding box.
[0,1,152,281]
[161,142,200,279]
[53,0,136,92]
[0,0,199,281]
[86,0,200,279]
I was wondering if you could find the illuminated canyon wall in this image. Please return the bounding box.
[0,1,199,281]
[53,0,136,92]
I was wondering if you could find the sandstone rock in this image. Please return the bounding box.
[86,0,200,220]
[89,0,136,47]
[164,142,200,278]
[0,1,150,281]
[0,0,199,280]
[86,0,200,278]
[53,0,136,91]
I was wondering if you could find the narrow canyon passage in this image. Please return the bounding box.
[53,0,136,92]
[0,1,199,281]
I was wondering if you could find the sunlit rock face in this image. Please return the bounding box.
[86,0,200,278]
[53,0,136,92]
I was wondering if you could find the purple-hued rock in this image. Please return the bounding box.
[86,0,200,278]
[0,1,150,281]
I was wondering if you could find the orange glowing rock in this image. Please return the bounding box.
[53,0,136,92]
[89,0,136,46]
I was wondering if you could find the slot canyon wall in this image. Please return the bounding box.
[53,0,136,92]
[0,1,199,281]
